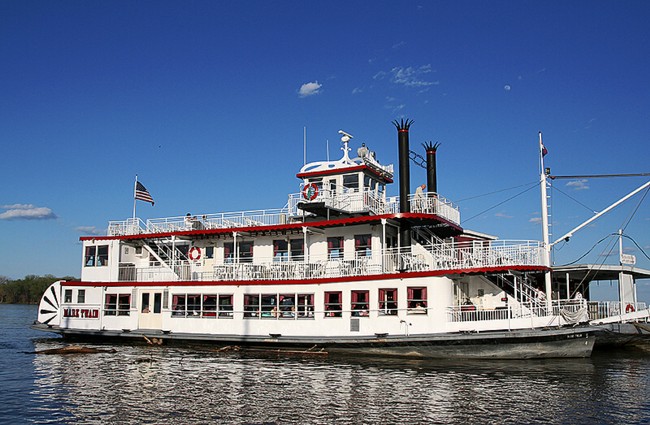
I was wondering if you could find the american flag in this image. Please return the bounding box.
[135,181,155,205]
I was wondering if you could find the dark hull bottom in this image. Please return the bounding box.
[33,324,595,359]
[593,322,650,351]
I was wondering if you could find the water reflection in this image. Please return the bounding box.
[30,340,650,424]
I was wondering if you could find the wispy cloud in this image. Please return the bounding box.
[298,81,322,97]
[373,71,387,80]
[0,204,57,220]
[75,226,105,236]
[495,212,513,219]
[352,87,363,95]
[566,179,589,191]
[529,217,542,224]
[390,65,437,88]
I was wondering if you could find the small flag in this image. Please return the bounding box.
[542,145,548,157]
[135,181,154,205]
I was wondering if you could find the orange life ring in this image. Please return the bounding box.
[189,247,201,261]
[303,183,318,201]
[625,303,635,313]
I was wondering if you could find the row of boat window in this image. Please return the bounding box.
[97,287,428,317]
[84,234,373,268]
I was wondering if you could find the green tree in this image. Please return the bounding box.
[0,275,77,304]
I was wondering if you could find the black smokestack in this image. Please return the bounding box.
[423,141,440,194]
[393,118,414,249]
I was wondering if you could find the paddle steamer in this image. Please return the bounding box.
[34,120,604,358]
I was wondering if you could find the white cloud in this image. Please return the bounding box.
[390,65,437,88]
[495,212,513,219]
[0,204,56,220]
[75,226,105,236]
[352,87,362,94]
[529,217,543,224]
[298,81,322,97]
[566,179,589,190]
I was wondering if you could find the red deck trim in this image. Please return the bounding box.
[81,212,462,241]
[62,265,548,288]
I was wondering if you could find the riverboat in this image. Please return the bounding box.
[34,120,612,359]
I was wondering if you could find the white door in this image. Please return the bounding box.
[138,290,163,329]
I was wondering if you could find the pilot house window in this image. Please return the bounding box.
[85,245,109,267]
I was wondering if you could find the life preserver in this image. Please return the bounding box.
[625,303,635,313]
[188,247,201,261]
[302,183,318,201]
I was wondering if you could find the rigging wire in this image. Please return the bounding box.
[556,185,650,292]
[462,182,539,224]
[547,181,597,214]
[456,181,540,203]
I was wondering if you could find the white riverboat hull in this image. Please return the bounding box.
[32,322,595,359]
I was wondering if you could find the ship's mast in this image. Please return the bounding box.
[539,132,553,310]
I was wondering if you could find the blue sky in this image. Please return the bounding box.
[1,1,649,300]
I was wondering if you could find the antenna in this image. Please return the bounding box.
[303,127,307,166]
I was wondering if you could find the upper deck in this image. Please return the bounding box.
[107,190,460,237]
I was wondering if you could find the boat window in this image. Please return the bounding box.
[354,234,372,257]
[351,290,369,317]
[203,295,217,317]
[186,294,201,316]
[290,239,304,262]
[218,295,233,317]
[84,245,109,267]
[224,241,254,263]
[97,245,109,266]
[239,241,254,263]
[244,294,260,318]
[296,294,314,318]
[407,287,428,314]
[153,293,162,314]
[77,289,85,304]
[327,237,344,259]
[205,246,214,259]
[105,293,131,316]
[343,174,358,191]
[84,247,96,266]
[324,291,342,317]
[378,288,398,315]
[261,294,277,318]
[328,179,337,194]
[172,294,186,316]
[141,293,150,313]
[273,240,288,261]
[118,294,130,316]
[64,289,73,303]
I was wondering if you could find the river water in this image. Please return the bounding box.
[2,304,649,424]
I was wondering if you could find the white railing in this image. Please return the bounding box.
[108,217,146,236]
[289,188,459,223]
[448,298,589,323]
[117,240,544,282]
[107,189,461,236]
[587,300,648,320]
[408,192,460,225]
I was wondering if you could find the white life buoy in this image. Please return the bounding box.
[189,247,201,261]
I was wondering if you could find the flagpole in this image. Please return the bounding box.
[133,175,138,220]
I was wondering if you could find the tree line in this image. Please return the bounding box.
[0,275,77,304]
